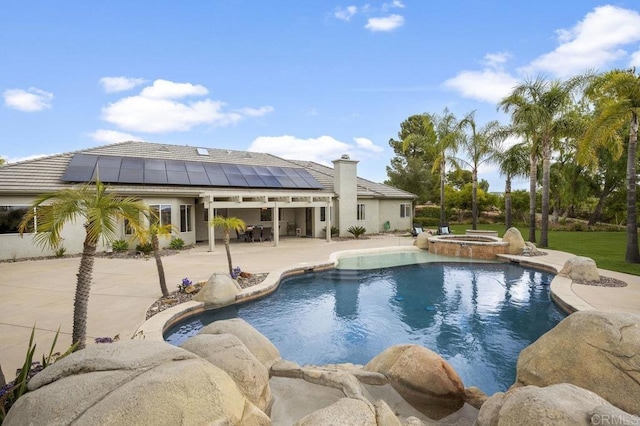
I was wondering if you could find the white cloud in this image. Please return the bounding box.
[382,0,405,12]
[100,79,273,133]
[248,135,352,164]
[100,76,146,93]
[444,69,519,104]
[3,88,53,112]
[140,79,208,99]
[365,14,404,32]
[335,5,357,21]
[354,137,383,153]
[525,5,640,77]
[629,49,640,68]
[89,129,140,144]
[482,52,512,69]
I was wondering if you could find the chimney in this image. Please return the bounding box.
[332,154,359,237]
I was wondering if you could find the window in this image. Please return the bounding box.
[124,219,134,235]
[357,203,365,221]
[0,206,33,234]
[260,208,272,222]
[320,207,326,222]
[180,205,192,232]
[150,204,172,226]
[213,208,228,218]
[400,203,411,218]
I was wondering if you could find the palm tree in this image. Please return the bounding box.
[457,114,503,229]
[578,69,640,263]
[431,108,466,226]
[210,216,246,276]
[499,77,573,247]
[494,142,529,229]
[18,180,148,349]
[137,221,174,297]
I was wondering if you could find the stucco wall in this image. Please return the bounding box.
[378,199,413,232]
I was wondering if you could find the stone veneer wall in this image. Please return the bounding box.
[427,237,508,260]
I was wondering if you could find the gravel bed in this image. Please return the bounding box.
[573,276,627,287]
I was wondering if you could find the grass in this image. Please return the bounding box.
[445,223,640,276]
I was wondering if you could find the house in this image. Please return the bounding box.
[0,141,417,260]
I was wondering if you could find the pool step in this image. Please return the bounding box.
[328,269,361,280]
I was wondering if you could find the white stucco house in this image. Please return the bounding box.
[0,141,416,260]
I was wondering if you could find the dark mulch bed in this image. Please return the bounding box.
[573,276,628,288]
[145,273,268,319]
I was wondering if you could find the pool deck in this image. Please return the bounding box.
[1,234,639,380]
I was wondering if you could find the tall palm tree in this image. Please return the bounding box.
[431,108,466,226]
[210,216,246,276]
[19,180,148,349]
[495,142,529,230]
[499,77,573,247]
[578,69,640,263]
[457,114,503,229]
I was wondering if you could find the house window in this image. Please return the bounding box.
[180,205,192,232]
[260,208,272,222]
[400,203,411,218]
[124,219,134,235]
[150,204,172,226]
[320,207,326,222]
[0,206,33,234]
[357,204,365,221]
[213,208,227,218]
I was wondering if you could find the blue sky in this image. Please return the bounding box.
[2,1,640,191]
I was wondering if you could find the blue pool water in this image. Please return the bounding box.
[165,262,565,394]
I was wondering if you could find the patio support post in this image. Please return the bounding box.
[207,196,215,252]
[326,201,331,242]
[273,202,279,247]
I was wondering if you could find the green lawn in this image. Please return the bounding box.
[446,224,640,276]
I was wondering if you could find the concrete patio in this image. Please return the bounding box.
[1,233,639,380]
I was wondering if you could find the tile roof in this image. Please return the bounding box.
[0,141,416,199]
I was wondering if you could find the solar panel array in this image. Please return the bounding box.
[61,154,324,189]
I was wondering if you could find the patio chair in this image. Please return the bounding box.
[261,226,272,242]
[411,223,424,237]
[236,228,248,241]
[437,225,452,235]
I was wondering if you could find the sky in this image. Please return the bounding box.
[2,1,640,192]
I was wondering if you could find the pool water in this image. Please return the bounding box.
[165,262,565,394]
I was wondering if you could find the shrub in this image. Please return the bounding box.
[169,238,185,250]
[112,239,129,253]
[347,226,366,239]
[54,246,66,258]
[177,277,193,293]
[135,242,153,255]
[322,226,339,237]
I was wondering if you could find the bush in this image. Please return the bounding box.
[135,242,153,255]
[322,226,339,237]
[112,239,129,253]
[414,217,439,227]
[54,246,66,258]
[169,238,185,250]
[347,226,366,239]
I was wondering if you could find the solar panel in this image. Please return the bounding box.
[61,154,324,189]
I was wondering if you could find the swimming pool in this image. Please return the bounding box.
[165,261,565,395]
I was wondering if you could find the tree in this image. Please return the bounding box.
[386,114,438,203]
[429,108,466,225]
[210,216,246,276]
[494,143,529,229]
[137,221,174,297]
[457,114,502,229]
[578,69,640,263]
[499,77,573,247]
[19,180,148,349]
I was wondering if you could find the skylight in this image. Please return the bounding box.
[196,147,209,156]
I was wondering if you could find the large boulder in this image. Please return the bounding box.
[363,344,465,420]
[502,227,526,255]
[181,333,272,413]
[294,398,376,425]
[415,232,430,250]
[193,273,240,308]
[516,310,640,415]
[476,384,637,426]
[3,340,269,425]
[199,318,281,369]
[558,256,600,282]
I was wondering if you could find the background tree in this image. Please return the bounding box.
[210,216,246,275]
[19,180,148,349]
[579,68,640,263]
[457,114,502,229]
[386,114,438,203]
[500,77,573,247]
[495,143,529,229]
